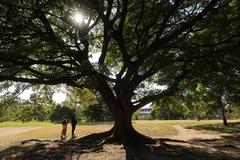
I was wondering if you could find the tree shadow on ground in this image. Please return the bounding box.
[0,133,240,160]
[125,135,240,160]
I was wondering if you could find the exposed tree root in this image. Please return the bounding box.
[126,129,157,145]
[1,130,239,160]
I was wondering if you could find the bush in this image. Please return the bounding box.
[49,105,75,123]
[82,104,112,122]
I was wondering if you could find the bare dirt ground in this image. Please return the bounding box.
[0,127,42,151]
[0,125,239,160]
[0,127,41,138]
[171,125,228,140]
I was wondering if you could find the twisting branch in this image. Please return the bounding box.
[98,0,113,65]
[0,54,76,71]
[35,9,84,63]
[132,63,189,111]
[112,0,131,67]
[134,0,145,54]
[99,28,111,65]
[0,73,86,86]
[0,83,34,105]
[137,0,220,67]
[156,0,184,38]
[118,0,128,34]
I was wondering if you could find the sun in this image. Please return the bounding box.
[73,12,84,24]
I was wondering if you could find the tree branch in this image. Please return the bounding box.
[0,73,86,86]
[132,64,189,111]
[156,0,184,38]
[137,0,220,66]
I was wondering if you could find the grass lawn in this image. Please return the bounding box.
[133,119,239,136]
[189,121,240,134]
[0,121,52,127]
[0,120,239,147]
[0,122,113,145]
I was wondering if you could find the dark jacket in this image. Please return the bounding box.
[71,117,77,126]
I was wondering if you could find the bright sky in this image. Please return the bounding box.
[141,102,152,109]
[19,89,66,104]
[52,91,67,103]
[73,12,84,24]
[17,51,100,103]
[18,89,34,100]
[89,52,101,63]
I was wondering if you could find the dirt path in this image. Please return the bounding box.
[171,125,227,140]
[162,125,240,159]
[0,127,41,138]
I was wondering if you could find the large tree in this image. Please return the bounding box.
[0,0,239,143]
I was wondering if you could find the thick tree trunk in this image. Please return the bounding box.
[96,78,155,144]
[218,96,228,126]
[112,105,133,141]
[221,104,228,126]
[110,103,155,144]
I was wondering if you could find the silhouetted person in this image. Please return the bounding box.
[71,114,77,138]
[61,116,68,140]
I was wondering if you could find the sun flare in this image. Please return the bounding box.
[73,12,84,24]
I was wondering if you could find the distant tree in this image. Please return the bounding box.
[83,93,112,121]
[64,87,98,120]
[195,83,240,126]
[0,99,20,122]
[151,97,188,120]
[0,82,32,121]
[185,0,240,125]
[24,85,55,121]
[49,104,75,123]
[151,82,239,121]
[0,0,239,143]
[65,87,112,121]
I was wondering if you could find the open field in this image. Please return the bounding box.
[0,120,240,160]
[0,121,51,127]
[0,120,239,149]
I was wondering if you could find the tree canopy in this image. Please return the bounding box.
[0,0,240,143]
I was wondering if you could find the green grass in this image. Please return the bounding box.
[134,120,238,136]
[189,122,240,135]
[0,121,52,127]
[0,122,113,145]
[133,120,178,137]
[133,120,240,137]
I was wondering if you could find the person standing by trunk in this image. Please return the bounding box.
[71,114,77,138]
[61,115,68,140]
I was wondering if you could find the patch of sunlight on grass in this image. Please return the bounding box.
[0,123,113,145]
[133,120,177,137]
